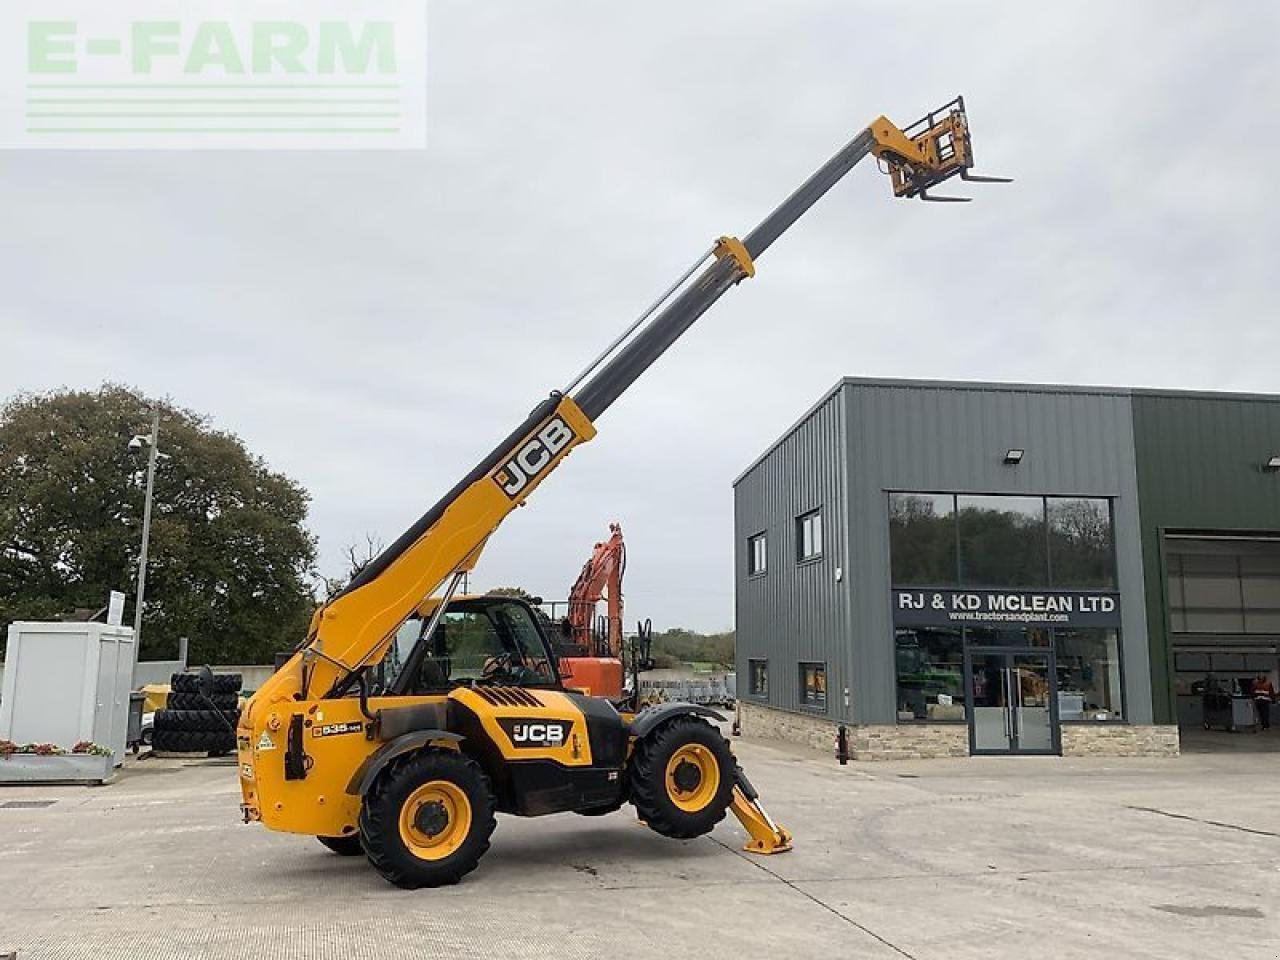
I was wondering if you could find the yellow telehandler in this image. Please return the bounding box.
[237,97,1005,887]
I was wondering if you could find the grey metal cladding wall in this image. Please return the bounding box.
[1131,392,1280,724]
[843,380,1153,725]
[734,389,849,719]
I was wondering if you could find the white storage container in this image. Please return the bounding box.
[0,621,136,765]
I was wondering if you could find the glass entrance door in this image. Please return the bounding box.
[968,649,1059,754]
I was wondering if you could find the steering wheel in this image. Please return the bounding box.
[481,651,515,680]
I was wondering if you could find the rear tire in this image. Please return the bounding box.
[317,834,364,856]
[629,716,735,839]
[359,750,496,889]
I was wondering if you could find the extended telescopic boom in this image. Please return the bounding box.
[572,95,1007,419]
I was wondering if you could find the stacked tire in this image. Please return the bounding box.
[152,672,243,756]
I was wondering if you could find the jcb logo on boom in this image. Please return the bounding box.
[494,416,576,499]
[500,719,568,748]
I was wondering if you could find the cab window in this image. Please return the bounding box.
[382,600,557,693]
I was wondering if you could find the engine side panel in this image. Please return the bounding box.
[449,687,626,816]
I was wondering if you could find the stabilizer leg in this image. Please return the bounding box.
[730,766,793,855]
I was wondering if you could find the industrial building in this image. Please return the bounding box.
[734,378,1280,758]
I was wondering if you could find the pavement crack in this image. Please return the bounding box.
[1125,805,1280,838]
[782,857,1254,885]
[706,835,918,960]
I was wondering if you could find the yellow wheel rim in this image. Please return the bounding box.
[398,780,472,861]
[665,743,720,813]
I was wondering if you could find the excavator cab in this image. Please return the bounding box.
[872,96,1011,202]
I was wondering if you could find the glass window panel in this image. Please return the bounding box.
[1245,611,1280,633]
[889,493,957,586]
[1175,652,1211,672]
[957,495,1047,587]
[1180,554,1238,577]
[1167,556,1185,603]
[1211,652,1246,672]
[1047,498,1115,588]
[895,628,965,721]
[966,626,1051,647]
[799,662,826,707]
[747,533,767,576]
[1054,628,1123,720]
[797,510,823,561]
[1241,576,1280,608]
[1246,653,1279,672]
[1240,553,1280,577]
[381,603,557,693]
[748,658,768,696]
[1185,610,1246,633]
[1182,575,1242,609]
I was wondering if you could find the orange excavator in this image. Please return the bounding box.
[558,523,627,699]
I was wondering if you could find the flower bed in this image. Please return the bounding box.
[0,740,116,783]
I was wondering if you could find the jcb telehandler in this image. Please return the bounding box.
[238,97,1005,888]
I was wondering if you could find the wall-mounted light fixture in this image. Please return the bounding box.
[1266,455,1280,472]
[1003,448,1025,465]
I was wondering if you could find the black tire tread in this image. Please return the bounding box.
[359,750,497,889]
[170,673,242,694]
[154,708,240,733]
[152,728,236,754]
[166,691,239,711]
[629,715,736,840]
[317,834,364,856]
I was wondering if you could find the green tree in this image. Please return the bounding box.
[0,384,317,664]
[649,628,735,669]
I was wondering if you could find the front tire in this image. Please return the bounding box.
[317,834,363,856]
[630,716,735,839]
[575,798,626,817]
[359,750,496,889]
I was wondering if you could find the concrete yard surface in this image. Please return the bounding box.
[2,736,1279,959]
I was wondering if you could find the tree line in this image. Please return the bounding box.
[0,385,738,670]
[0,385,314,663]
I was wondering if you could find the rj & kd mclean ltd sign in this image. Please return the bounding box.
[893,588,1121,628]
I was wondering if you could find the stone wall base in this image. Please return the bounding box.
[737,701,1181,760]
[737,701,966,760]
[1060,724,1180,757]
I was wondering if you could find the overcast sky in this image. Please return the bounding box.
[3,1,1278,632]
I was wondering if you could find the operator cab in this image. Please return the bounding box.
[375,596,562,696]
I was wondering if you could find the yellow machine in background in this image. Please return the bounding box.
[238,97,1005,888]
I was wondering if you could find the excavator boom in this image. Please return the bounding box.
[559,522,627,699]
[567,522,625,657]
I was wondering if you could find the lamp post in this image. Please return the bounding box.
[130,408,160,647]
